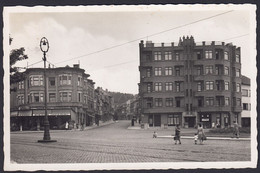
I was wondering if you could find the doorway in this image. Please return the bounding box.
[184,117,196,128]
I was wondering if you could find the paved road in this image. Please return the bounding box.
[10,120,250,163]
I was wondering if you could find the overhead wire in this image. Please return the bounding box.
[54,10,234,65]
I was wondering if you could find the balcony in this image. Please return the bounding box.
[197,105,232,112]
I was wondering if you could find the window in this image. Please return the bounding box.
[18,81,24,89]
[205,66,213,74]
[215,51,219,59]
[216,81,220,91]
[225,97,230,106]
[197,52,201,60]
[165,67,172,76]
[154,67,162,76]
[197,66,202,75]
[154,52,161,61]
[154,82,162,92]
[236,69,240,77]
[155,98,163,107]
[59,74,72,85]
[197,82,202,91]
[224,51,229,60]
[198,98,203,107]
[176,82,180,92]
[147,83,152,93]
[236,83,241,92]
[175,67,180,76]
[78,76,82,86]
[236,54,240,63]
[215,66,220,75]
[165,52,172,60]
[78,92,82,102]
[205,97,214,106]
[243,103,249,110]
[242,89,249,96]
[224,66,229,75]
[237,98,241,106]
[29,92,44,103]
[17,94,24,105]
[165,82,173,91]
[175,52,180,61]
[49,77,55,86]
[216,97,221,106]
[225,82,229,90]
[49,93,56,102]
[60,91,72,102]
[205,51,213,59]
[205,81,214,90]
[146,68,151,77]
[166,98,173,107]
[168,115,180,126]
[30,75,43,86]
[176,99,181,107]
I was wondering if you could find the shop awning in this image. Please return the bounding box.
[10,111,18,117]
[32,109,71,116]
[18,110,32,117]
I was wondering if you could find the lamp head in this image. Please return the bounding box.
[40,37,49,53]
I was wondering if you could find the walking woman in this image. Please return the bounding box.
[174,124,181,144]
[197,123,205,144]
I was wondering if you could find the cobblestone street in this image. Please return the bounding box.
[10,120,251,163]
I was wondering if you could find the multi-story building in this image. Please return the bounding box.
[94,87,115,124]
[139,36,242,129]
[10,64,95,131]
[241,75,251,127]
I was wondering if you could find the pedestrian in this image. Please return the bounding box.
[174,124,181,144]
[194,133,198,144]
[65,121,69,130]
[197,123,205,144]
[153,131,157,138]
[232,121,240,138]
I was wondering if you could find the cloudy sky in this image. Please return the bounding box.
[6,5,256,94]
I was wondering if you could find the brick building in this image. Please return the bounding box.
[138,36,242,129]
[10,64,95,131]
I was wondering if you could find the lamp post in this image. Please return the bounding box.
[38,37,56,143]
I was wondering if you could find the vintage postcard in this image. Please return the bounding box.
[3,4,257,171]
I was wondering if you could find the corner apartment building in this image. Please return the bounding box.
[241,75,251,127]
[10,64,95,131]
[139,36,242,129]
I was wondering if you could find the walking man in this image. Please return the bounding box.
[232,121,240,138]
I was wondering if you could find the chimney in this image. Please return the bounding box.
[73,64,80,68]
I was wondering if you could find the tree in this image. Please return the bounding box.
[10,37,28,90]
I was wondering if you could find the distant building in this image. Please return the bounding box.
[10,64,95,131]
[94,87,115,124]
[241,75,251,127]
[138,36,242,129]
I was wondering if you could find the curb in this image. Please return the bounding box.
[11,121,115,134]
[157,136,250,141]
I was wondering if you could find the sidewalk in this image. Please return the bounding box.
[157,135,250,141]
[11,120,115,134]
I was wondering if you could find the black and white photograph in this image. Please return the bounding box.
[3,4,257,171]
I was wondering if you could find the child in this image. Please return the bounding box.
[153,131,157,138]
[194,133,198,144]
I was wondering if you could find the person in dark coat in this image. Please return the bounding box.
[174,124,181,144]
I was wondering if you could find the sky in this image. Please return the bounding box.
[6,5,256,94]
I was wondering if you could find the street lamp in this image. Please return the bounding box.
[38,37,56,143]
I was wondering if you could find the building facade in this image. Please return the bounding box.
[241,75,251,127]
[10,64,95,131]
[139,36,242,129]
[94,87,115,124]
